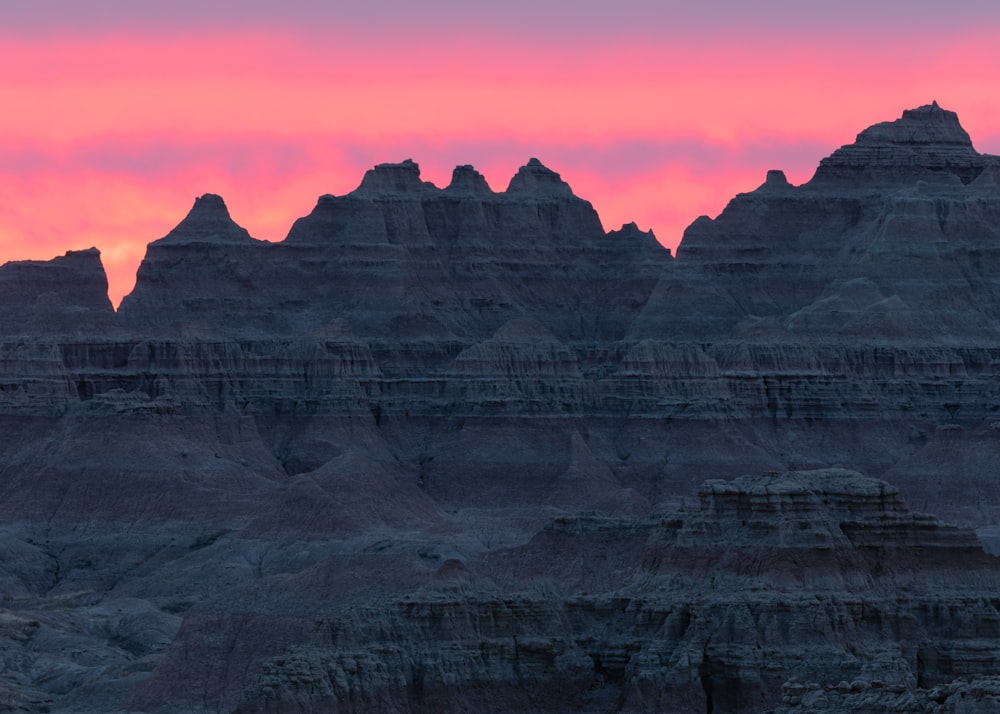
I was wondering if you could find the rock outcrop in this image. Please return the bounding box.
[0,248,113,334]
[4,104,1000,712]
[119,159,665,341]
[815,101,988,187]
[635,101,1000,342]
[235,470,1000,714]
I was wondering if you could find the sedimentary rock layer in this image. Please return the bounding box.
[236,470,1000,714]
[3,104,1000,712]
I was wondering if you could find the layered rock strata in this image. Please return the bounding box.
[4,106,1000,521]
[118,159,665,342]
[3,104,1000,712]
[235,471,1000,714]
[0,248,113,334]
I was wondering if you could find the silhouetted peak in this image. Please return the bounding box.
[756,169,794,194]
[56,248,111,279]
[159,193,254,244]
[505,158,576,198]
[0,246,113,327]
[608,222,668,256]
[306,193,349,216]
[766,169,789,185]
[355,159,437,196]
[279,193,353,245]
[855,101,973,148]
[444,165,493,196]
[194,193,228,211]
[812,103,986,186]
[610,221,648,239]
[301,193,345,221]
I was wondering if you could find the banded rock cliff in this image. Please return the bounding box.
[3,104,1000,713]
[235,470,1000,713]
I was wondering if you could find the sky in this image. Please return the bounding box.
[3,1,1000,306]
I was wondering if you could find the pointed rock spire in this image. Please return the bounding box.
[756,169,794,194]
[282,193,356,244]
[607,222,668,256]
[159,194,254,244]
[505,158,576,198]
[444,165,493,196]
[765,169,789,185]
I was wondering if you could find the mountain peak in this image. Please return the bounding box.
[855,101,973,148]
[756,169,793,193]
[812,102,987,186]
[444,165,494,196]
[193,192,227,210]
[159,194,254,244]
[355,159,437,196]
[505,158,576,198]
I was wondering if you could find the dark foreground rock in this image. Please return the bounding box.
[233,470,1000,713]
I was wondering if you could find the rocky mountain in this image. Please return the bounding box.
[635,101,1000,342]
[118,158,664,342]
[3,103,1000,713]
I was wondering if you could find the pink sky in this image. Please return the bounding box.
[3,4,1000,306]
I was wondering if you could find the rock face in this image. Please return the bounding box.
[815,101,988,186]
[0,248,113,334]
[235,470,1000,714]
[119,159,664,341]
[636,101,1000,342]
[4,104,1000,712]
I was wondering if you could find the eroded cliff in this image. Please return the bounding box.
[3,104,1000,713]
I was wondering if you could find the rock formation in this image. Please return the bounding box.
[3,104,1000,712]
[0,248,113,334]
[635,101,1000,342]
[118,158,664,341]
[234,470,1000,713]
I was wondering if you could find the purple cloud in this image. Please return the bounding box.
[5,1,999,35]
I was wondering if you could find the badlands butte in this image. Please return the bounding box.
[5,103,1000,713]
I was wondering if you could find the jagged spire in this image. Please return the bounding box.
[444,165,493,196]
[505,158,576,198]
[159,194,254,244]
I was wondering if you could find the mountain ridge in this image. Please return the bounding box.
[4,103,1000,713]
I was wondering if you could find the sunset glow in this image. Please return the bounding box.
[4,5,1000,305]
